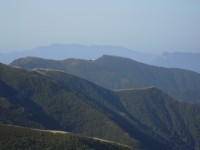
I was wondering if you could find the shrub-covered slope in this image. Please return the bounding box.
[0,124,135,150]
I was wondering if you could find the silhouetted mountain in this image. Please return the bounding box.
[10,55,200,105]
[0,124,135,150]
[1,63,200,149]
[151,52,200,73]
[0,44,158,64]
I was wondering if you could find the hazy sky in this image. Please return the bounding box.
[1,0,200,54]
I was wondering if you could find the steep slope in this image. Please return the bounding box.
[151,52,200,73]
[0,63,141,149]
[17,67,200,149]
[116,87,200,150]
[33,68,125,114]
[11,67,173,149]
[2,63,200,149]
[0,124,135,150]
[10,55,200,105]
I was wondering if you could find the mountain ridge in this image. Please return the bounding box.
[9,55,200,106]
[1,63,200,149]
[2,43,200,73]
[0,43,158,65]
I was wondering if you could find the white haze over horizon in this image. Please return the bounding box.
[0,0,200,54]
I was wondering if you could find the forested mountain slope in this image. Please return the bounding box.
[10,55,200,105]
[116,87,200,150]
[1,63,200,149]
[31,68,200,149]
[0,63,142,149]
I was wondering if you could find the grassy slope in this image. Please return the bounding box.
[0,124,135,150]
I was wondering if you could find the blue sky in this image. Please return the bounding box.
[0,0,200,54]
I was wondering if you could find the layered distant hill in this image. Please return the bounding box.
[1,44,200,73]
[10,55,200,105]
[1,63,200,149]
[0,44,157,64]
[151,52,200,74]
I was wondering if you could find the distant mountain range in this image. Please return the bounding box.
[10,55,200,105]
[0,44,157,65]
[151,52,200,73]
[1,44,199,73]
[1,62,200,149]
